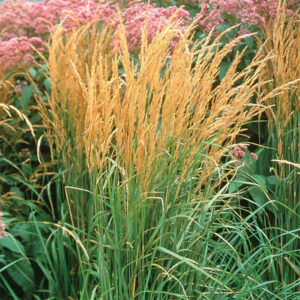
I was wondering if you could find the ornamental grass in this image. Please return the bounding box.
[30,19,294,298]
[258,5,300,291]
[39,20,277,190]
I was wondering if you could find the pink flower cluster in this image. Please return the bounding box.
[118,2,191,52]
[0,36,45,70]
[195,0,297,34]
[10,79,28,95]
[0,0,118,70]
[0,212,7,238]
[0,0,116,40]
[38,0,117,33]
[0,0,192,70]
[1,0,297,70]
[230,145,258,161]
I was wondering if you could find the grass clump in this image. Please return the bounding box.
[40,20,275,188]
[27,20,293,299]
[257,6,300,292]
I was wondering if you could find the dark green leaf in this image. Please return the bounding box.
[10,224,33,242]
[21,163,32,177]
[229,180,245,193]
[219,61,231,80]
[21,85,35,109]
[43,78,51,92]
[28,67,37,79]
[0,236,25,254]
[7,259,35,295]
[253,174,267,190]
[0,255,6,264]
[30,113,41,123]
[249,186,268,206]
[9,187,25,199]
[266,175,280,185]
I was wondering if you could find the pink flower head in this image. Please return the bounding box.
[0,0,118,40]
[230,145,248,160]
[230,145,259,161]
[0,0,118,70]
[195,0,298,35]
[251,152,258,160]
[114,3,191,52]
[0,212,7,239]
[0,36,45,71]
[14,84,23,94]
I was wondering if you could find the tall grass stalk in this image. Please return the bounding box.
[0,73,15,120]
[258,3,300,292]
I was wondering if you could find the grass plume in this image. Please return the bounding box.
[39,20,276,192]
[258,3,300,290]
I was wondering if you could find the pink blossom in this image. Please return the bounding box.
[115,3,191,52]
[230,145,247,160]
[0,212,7,239]
[0,0,118,70]
[251,152,258,160]
[0,1,188,70]
[13,84,23,94]
[194,0,298,35]
[0,36,45,71]
[1,0,296,71]
[0,1,189,69]
[0,0,118,40]
[230,145,259,161]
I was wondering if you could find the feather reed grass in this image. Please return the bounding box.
[39,20,276,192]
[260,4,299,154]
[32,18,298,298]
[258,3,300,290]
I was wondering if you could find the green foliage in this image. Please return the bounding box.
[0,215,49,299]
[0,67,50,298]
[229,148,275,208]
